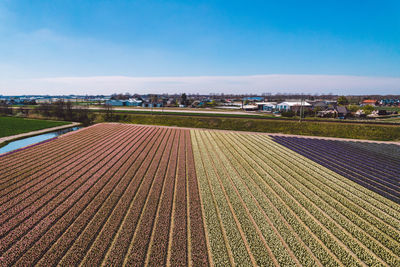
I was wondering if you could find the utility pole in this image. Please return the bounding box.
[299,94,304,122]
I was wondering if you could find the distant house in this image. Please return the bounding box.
[310,100,329,110]
[317,108,336,118]
[361,99,378,106]
[276,101,311,111]
[126,98,143,106]
[318,106,348,118]
[166,99,177,107]
[336,106,348,118]
[142,102,163,108]
[255,102,277,111]
[242,104,258,111]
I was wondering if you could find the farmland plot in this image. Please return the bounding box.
[1,123,399,266]
[191,129,400,266]
[0,124,208,266]
[271,136,400,203]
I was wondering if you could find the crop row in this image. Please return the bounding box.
[1,124,122,186]
[2,123,397,266]
[58,127,171,266]
[0,124,119,183]
[212,131,331,265]
[0,124,161,264]
[192,130,337,266]
[346,141,400,161]
[273,137,400,183]
[200,130,296,266]
[0,125,142,234]
[0,125,155,265]
[32,125,163,266]
[0,125,135,215]
[167,130,188,266]
[0,123,110,172]
[253,136,400,225]
[0,124,121,198]
[0,124,209,266]
[191,129,400,266]
[113,128,176,266]
[271,136,400,203]
[145,128,181,266]
[250,135,400,243]
[184,130,209,266]
[236,133,400,265]
[237,134,399,265]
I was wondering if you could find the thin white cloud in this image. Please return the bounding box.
[1,74,399,95]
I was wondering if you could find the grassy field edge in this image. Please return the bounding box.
[99,113,400,141]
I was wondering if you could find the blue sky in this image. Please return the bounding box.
[1,0,399,95]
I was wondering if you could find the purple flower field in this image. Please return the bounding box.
[271,136,400,204]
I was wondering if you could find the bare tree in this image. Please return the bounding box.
[104,103,114,121]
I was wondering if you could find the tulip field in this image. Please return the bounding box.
[271,136,400,203]
[1,123,399,266]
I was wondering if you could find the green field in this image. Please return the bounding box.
[377,117,400,123]
[0,116,71,138]
[376,106,400,112]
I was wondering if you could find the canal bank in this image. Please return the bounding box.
[0,122,81,154]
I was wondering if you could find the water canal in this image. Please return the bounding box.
[0,126,82,155]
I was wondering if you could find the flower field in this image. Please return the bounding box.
[192,130,400,266]
[0,124,208,266]
[1,123,399,266]
[271,136,400,203]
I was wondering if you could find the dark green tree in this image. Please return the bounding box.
[337,96,349,105]
[180,93,187,105]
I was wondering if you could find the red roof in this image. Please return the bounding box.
[362,99,377,103]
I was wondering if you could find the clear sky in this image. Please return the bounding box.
[1,0,399,95]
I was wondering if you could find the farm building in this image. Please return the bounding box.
[276,101,311,111]
[105,100,124,106]
[242,104,258,111]
[106,98,143,106]
[255,102,277,111]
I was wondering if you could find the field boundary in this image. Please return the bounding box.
[123,123,400,145]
